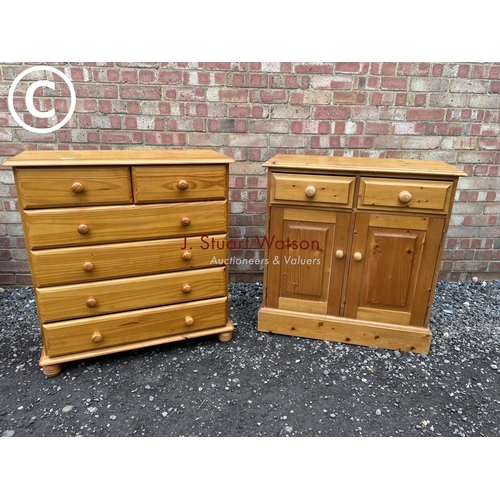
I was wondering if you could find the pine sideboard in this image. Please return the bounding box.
[4,149,235,377]
[258,154,466,354]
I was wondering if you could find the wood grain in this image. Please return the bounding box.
[4,149,235,166]
[132,165,227,203]
[43,297,228,357]
[30,234,228,287]
[15,167,133,209]
[264,154,467,177]
[23,200,227,249]
[36,266,227,323]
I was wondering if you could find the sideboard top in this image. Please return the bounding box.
[2,149,235,167]
[264,154,467,177]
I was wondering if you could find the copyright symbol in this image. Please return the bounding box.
[8,65,76,134]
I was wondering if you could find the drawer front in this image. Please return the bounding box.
[23,200,227,249]
[30,234,228,287]
[36,267,227,323]
[358,178,454,213]
[42,297,228,357]
[132,165,227,203]
[271,173,355,207]
[14,167,133,209]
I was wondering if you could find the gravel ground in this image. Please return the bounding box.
[0,279,499,438]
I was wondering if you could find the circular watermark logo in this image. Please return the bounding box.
[8,65,76,134]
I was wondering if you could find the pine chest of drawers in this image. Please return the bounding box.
[4,149,234,377]
[258,154,466,354]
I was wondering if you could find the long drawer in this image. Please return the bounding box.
[132,165,227,203]
[23,200,227,249]
[42,297,228,357]
[36,266,227,323]
[15,167,133,209]
[30,234,228,287]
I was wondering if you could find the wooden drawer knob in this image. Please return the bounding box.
[184,316,194,327]
[335,250,344,259]
[305,185,316,198]
[86,297,97,308]
[177,179,189,190]
[77,224,89,235]
[71,182,84,193]
[398,190,412,203]
[182,251,192,261]
[182,283,192,294]
[82,261,94,272]
[180,216,191,227]
[353,252,363,262]
[91,331,103,343]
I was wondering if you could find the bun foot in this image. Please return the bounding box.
[218,332,232,343]
[42,364,62,377]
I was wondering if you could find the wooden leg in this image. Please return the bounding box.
[218,331,232,343]
[42,364,62,377]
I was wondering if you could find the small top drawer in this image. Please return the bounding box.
[358,178,454,213]
[14,167,133,209]
[271,173,355,207]
[132,165,227,203]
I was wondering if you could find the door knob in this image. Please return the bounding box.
[398,190,412,203]
[177,180,189,190]
[335,250,344,259]
[71,182,84,193]
[353,252,363,261]
[305,185,316,198]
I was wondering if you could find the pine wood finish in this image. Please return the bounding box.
[4,149,235,376]
[258,154,466,354]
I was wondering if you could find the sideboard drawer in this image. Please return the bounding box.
[132,165,227,203]
[36,266,227,322]
[358,178,454,213]
[15,167,133,209]
[271,173,355,207]
[42,297,228,357]
[23,200,227,249]
[30,234,228,287]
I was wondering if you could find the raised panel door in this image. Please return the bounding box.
[265,207,351,316]
[344,213,445,326]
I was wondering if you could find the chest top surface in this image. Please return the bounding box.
[264,154,467,178]
[2,149,235,167]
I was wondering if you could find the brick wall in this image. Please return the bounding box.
[1,62,499,286]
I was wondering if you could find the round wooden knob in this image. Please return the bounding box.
[86,297,97,308]
[182,251,192,261]
[335,250,344,259]
[182,283,192,294]
[184,316,194,327]
[71,182,84,193]
[353,252,363,262]
[398,190,412,203]
[77,224,89,235]
[305,185,316,198]
[177,180,189,190]
[82,261,94,272]
[91,331,103,343]
[180,217,191,227]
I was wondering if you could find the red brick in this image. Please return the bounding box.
[312,106,350,120]
[333,92,366,104]
[381,77,408,90]
[295,64,333,74]
[335,62,368,74]
[406,108,445,121]
[219,89,248,102]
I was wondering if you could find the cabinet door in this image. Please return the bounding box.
[344,213,445,326]
[265,207,350,316]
